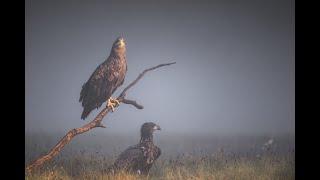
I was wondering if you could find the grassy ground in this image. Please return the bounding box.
[25,154,294,180]
[25,132,294,179]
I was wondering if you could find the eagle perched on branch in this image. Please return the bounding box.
[107,122,162,175]
[79,37,127,119]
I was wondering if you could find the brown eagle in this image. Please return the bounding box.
[107,122,161,175]
[79,37,127,119]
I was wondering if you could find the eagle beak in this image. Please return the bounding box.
[154,125,161,131]
[114,38,126,48]
[119,39,125,47]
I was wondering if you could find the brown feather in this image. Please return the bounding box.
[79,37,127,120]
[107,123,161,175]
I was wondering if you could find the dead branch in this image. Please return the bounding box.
[25,62,176,173]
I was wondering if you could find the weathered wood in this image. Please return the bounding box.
[25,62,175,173]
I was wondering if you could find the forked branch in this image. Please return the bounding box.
[25,62,176,173]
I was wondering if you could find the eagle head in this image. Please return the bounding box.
[141,122,161,137]
[113,37,126,50]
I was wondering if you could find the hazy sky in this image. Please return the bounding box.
[25,0,294,135]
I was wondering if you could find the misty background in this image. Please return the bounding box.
[25,0,294,137]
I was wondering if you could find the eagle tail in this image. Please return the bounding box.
[81,107,91,120]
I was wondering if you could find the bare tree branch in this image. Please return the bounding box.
[122,98,144,109]
[119,62,176,98]
[25,62,176,173]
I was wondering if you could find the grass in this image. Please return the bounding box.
[25,132,294,179]
[25,153,294,180]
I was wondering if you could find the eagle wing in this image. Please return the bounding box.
[143,146,161,174]
[109,145,161,174]
[79,57,123,119]
[111,145,145,173]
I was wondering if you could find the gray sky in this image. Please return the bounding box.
[25,0,294,135]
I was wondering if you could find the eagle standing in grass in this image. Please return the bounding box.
[79,37,127,119]
[107,122,162,175]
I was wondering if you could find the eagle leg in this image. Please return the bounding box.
[107,97,120,112]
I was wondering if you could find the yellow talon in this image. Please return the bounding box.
[112,98,120,106]
[107,99,114,112]
[107,97,120,112]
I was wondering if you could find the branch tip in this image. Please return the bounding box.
[97,124,106,128]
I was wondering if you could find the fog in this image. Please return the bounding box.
[25,0,294,136]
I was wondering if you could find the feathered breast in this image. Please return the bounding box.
[79,54,127,120]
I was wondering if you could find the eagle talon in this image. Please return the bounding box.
[107,97,120,112]
[112,98,120,106]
